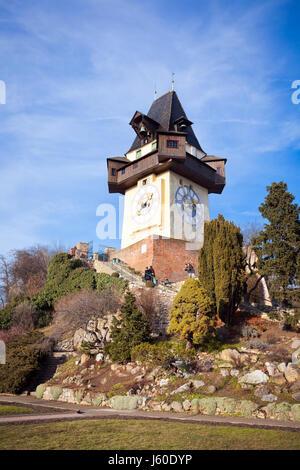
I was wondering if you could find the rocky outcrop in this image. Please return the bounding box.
[73,313,117,351]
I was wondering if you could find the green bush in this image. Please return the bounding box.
[168,278,216,348]
[105,291,151,362]
[95,272,127,293]
[80,341,94,355]
[32,254,127,327]
[0,331,51,394]
[131,340,197,367]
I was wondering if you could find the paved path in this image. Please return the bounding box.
[0,395,300,431]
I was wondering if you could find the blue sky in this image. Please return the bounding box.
[0,0,299,254]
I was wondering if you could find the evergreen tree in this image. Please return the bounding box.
[253,182,300,308]
[168,278,216,348]
[105,291,151,362]
[198,214,245,325]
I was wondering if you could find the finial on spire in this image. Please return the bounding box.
[154,83,157,100]
[171,72,175,91]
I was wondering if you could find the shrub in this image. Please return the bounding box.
[53,289,121,339]
[265,334,277,344]
[80,341,95,355]
[282,310,300,330]
[111,272,120,278]
[131,341,197,368]
[268,347,291,363]
[245,339,269,350]
[105,291,151,362]
[240,324,259,338]
[198,214,246,325]
[0,331,51,394]
[268,310,280,321]
[168,278,216,348]
[32,256,127,327]
[136,288,160,332]
[11,301,38,331]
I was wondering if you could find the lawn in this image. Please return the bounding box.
[0,405,33,415]
[0,419,299,450]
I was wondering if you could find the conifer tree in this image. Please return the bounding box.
[168,278,216,348]
[253,182,300,308]
[105,291,151,362]
[198,214,245,325]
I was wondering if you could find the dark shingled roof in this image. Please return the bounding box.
[129,91,204,152]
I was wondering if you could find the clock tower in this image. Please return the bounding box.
[107,90,226,281]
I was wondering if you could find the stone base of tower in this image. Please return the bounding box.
[113,236,200,283]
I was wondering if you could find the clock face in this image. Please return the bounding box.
[131,183,160,225]
[175,185,202,226]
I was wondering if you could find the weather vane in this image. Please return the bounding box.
[171,72,175,91]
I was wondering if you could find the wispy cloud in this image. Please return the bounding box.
[0,0,299,252]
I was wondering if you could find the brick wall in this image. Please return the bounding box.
[113,235,199,282]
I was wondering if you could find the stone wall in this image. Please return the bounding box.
[114,235,199,283]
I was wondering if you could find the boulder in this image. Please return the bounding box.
[261,394,277,403]
[191,398,200,413]
[285,363,300,383]
[239,370,269,385]
[216,397,236,414]
[95,352,104,362]
[159,379,169,387]
[206,385,216,394]
[291,404,300,421]
[292,348,300,364]
[271,373,286,386]
[239,400,259,417]
[292,392,300,402]
[278,362,287,373]
[171,401,184,413]
[182,400,191,411]
[80,353,90,365]
[191,379,205,389]
[290,380,300,392]
[254,385,270,398]
[219,349,241,365]
[198,398,217,415]
[220,369,229,377]
[35,384,46,399]
[291,340,300,350]
[171,383,191,395]
[274,402,291,420]
[87,319,97,332]
[110,396,138,410]
[265,362,276,376]
[73,328,97,350]
[161,403,172,412]
[230,369,239,377]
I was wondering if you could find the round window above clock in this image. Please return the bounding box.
[131,183,160,225]
[175,185,203,226]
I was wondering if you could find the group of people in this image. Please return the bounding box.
[144,265,156,283]
[143,261,195,286]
